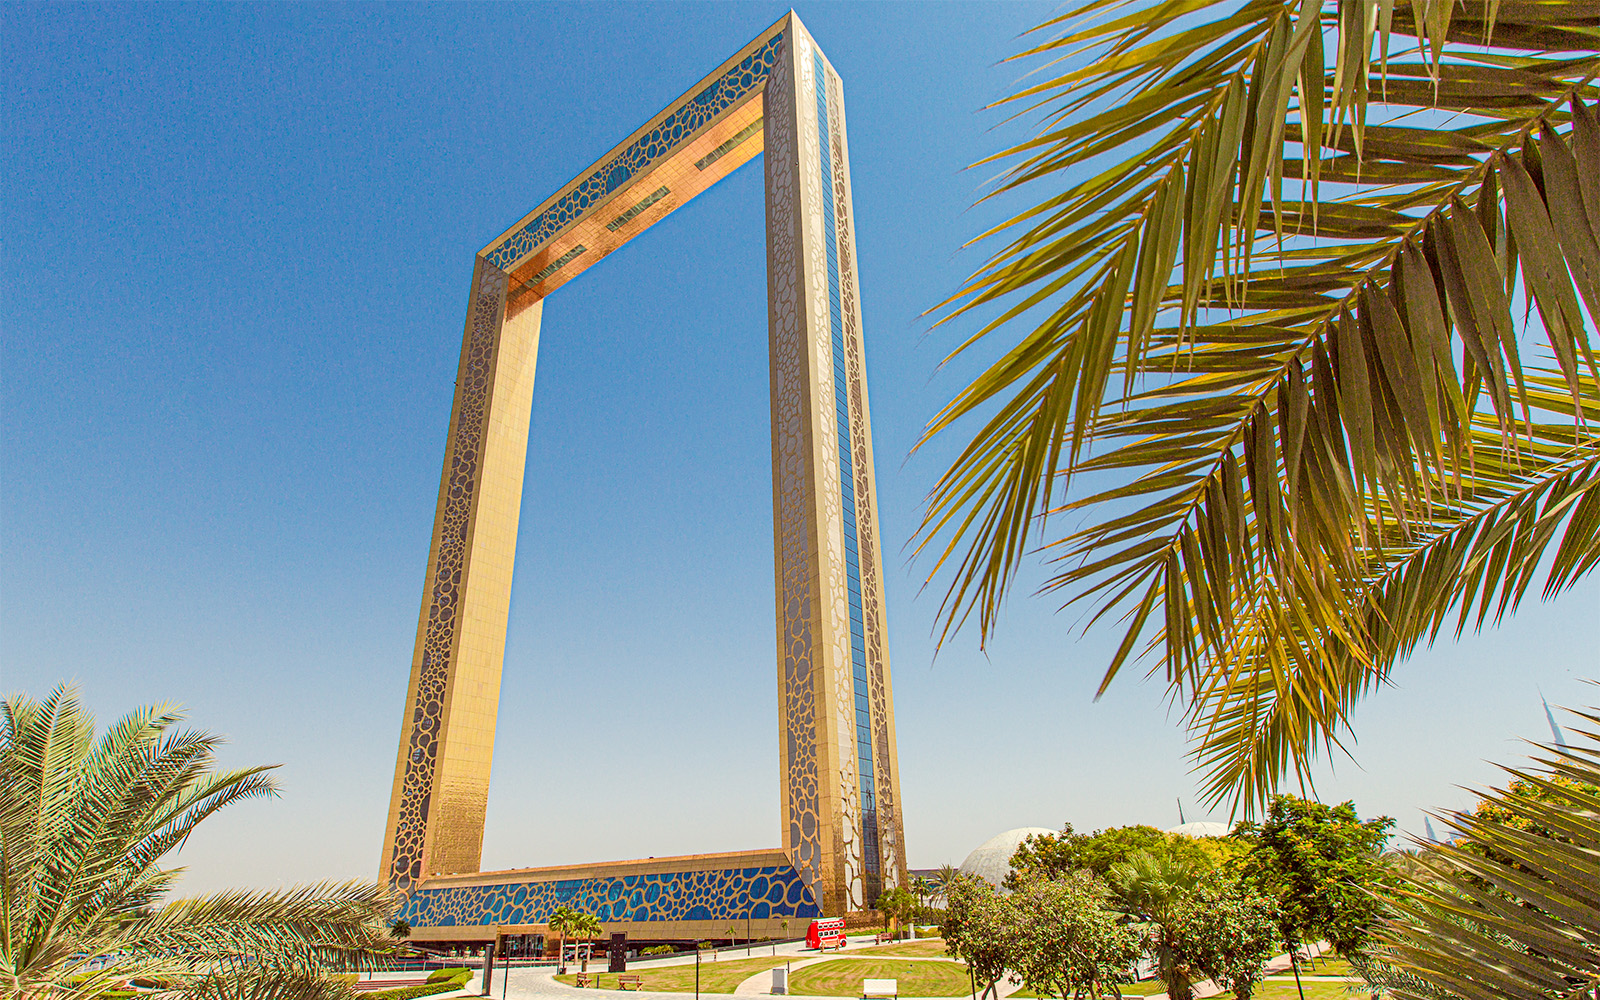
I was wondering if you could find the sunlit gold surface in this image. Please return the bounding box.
[385,13,907,917]
[504,98,765,304]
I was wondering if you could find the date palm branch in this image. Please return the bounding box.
[1368,700,1600,997]
[0,684,395,999]
[916,0,1600,812]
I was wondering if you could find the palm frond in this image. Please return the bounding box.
[126,881,397,975]
[1372,701,1600,998]
[163,969,362,1000]
[918,0,1600,812]
[1,685,394,998]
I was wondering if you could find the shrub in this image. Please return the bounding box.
[643,945,676,956]
[370,977,471,1000]
[426,967,472,983]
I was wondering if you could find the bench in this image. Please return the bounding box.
[618,975,644,990]
[575,973,595,988]
[352,980,430,993]
[862,978,898,999]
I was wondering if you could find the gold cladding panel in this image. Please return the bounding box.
[427,293,542,876]
[505,98,766,300]
[385,13,907,915]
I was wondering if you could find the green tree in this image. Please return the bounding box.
[915,0,1600,814]
[939,873,1013,1000]
[548,906,581,972]
[1007,869,1142,1000]
[1009,824,1220,886]
[1170,875,1281,1000]
[874,887,916,937]
[0,684,394,1000]
[1237,795,1394,963]
[1108,852,1204,1000]
[910,876,932,933]
[932,864,960,906]
[575,912,603,972]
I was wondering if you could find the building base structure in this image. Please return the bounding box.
[399,851,821,949]
[384,13,906,948]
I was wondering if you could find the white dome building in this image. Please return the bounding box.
[1166,821,1231,838]
[958,827,1057,888]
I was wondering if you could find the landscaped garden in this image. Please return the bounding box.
[1210,983,1362,1000]
[848,938,952,959]
[786,959,973,999]
[556,956,975,997]
[555,955,792,993]
[1012,977,1168,998]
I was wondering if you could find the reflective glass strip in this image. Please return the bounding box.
[815,53,879,878]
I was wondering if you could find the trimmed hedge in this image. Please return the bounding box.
[366,980,466,1000]
[425,968,471,983]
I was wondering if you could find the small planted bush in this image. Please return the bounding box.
[368,983,464,1000]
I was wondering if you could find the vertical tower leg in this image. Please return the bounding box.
[766,16,907,916]
[382,262,543,888]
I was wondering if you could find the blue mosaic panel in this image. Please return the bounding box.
[400,864,821,928]
[483,33,785,273]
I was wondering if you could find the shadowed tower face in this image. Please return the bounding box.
[380,12,905,916]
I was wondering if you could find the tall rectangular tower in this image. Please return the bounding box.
[763,22,904,915]
[381,13,905,916]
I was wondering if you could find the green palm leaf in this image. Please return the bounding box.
[919,0,1600,812]
[1368,701,1600,998]
[1,684,395,999]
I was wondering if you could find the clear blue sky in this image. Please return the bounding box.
[3,1,1594,895]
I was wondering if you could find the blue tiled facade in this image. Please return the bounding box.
[483,33,785,273]
[400,863,821,928]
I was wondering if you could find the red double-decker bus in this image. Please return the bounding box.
[805,917,847,951]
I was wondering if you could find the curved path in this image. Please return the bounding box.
[489,940,1329,1000]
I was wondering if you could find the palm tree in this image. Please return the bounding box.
[547,906,580,973]
[0,684,395,999]
[917,0,1600,813]
[1108,853,1204,1000]
[576,912,604,973]
[933,864,961,910]
[911,876,932,936]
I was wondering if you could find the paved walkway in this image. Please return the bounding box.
[483,940,1333,1000]
[731,952,1012,997]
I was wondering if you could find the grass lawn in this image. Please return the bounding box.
[554,955,790,993]
[1214,980,1365,1000]
[849,939,952,958]
[1283,956,1358,977]
[786,958,973,998]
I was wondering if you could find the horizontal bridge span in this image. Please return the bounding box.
[481,17,787,302]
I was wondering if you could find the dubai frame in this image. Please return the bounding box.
[383,13,907,942]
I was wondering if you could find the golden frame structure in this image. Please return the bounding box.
[382,12,905,921]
